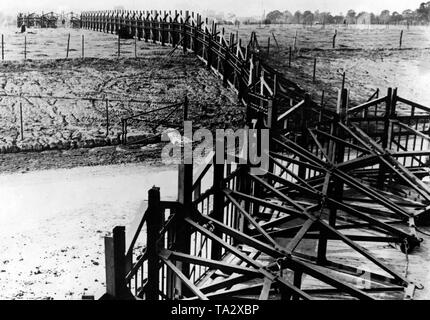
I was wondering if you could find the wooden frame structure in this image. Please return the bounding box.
[79,10,430,300]
[17,12,62,28]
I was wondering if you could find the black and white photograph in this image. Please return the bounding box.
[1,0,430,307]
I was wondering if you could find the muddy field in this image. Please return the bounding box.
[0,27,242,156]
[226,24,430,108]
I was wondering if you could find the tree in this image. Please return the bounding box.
[302,10,314,25]
[266,10,284,24]
[283,10,293,23]
[417,2,430,22]
[370,12,378,24]
[380,10,391,24]
[391,12,403,24]
[356,12,370,24]
[346,9,357,23]
[293,11,302,24]
[324,13,335,24]
[402,9,415,23]
[347,10,356,18]
[333,13,345,24]
[319,12,334,24]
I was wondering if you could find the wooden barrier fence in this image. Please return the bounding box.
[79,10,430,300]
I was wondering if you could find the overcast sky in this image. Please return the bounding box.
[2,0,425,17]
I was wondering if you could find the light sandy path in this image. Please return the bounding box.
[0,163,177,299]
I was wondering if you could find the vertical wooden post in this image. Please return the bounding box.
[293,271,303,300]
[267,36,270,55]
[104,226,126,298]
[267,96,278,174]
[222,43,229,87]
[293,30,298,50]
[24,36,27,61]
[206,28,212,70]
[122,119,128,145]
[313,58,317,83]
[331,88,347,220]
[1,34,4,61]
[298,94,312,180]
[320,90,325,108]
[399,30,403,48]
[341,71,346,92]
[183,95,189,122]
[182,12,188,54]
[175,163,192,297]
[288,46,292,67]
[377,87,394,189]
[146,187,162,300]
[66,33,70,58]
[19,102,24,141]
[160,13,165,46]
[212,151,225,260]
[81,34,84,58]
[317,88,348,264]
[105,99,109,137]
[332,29,337,48]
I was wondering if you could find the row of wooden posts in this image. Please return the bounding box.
[8,95,115,142]
[265,27,405,53]
[0,25,407,62]
[0,33,141,61]
[8,92,188,145]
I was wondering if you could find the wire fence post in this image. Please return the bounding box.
[66,33,70,58]
[400,30,403,48]
[293,30,298,50]
[288,46,292,67]
[105,99,109,137]
[333,29,337,48]
[313,58,317,83]
[1,34,4,61]
[19,102,24,141]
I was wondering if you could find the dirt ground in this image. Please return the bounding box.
[226,24,430,108]
[0,163,178,299]
[0,55,242,154]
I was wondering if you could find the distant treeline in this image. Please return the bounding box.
[260,2,430,25]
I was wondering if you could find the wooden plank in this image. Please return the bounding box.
[161,256,208,300]
[147,187,162,300]
[286,219,314,253]
[224,191,278,247]
[259,278,273,300]
[348,96,388,114]
[162,249,262,276]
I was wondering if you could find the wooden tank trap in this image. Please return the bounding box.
[77,10,430,300]
[17,12,81,29]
